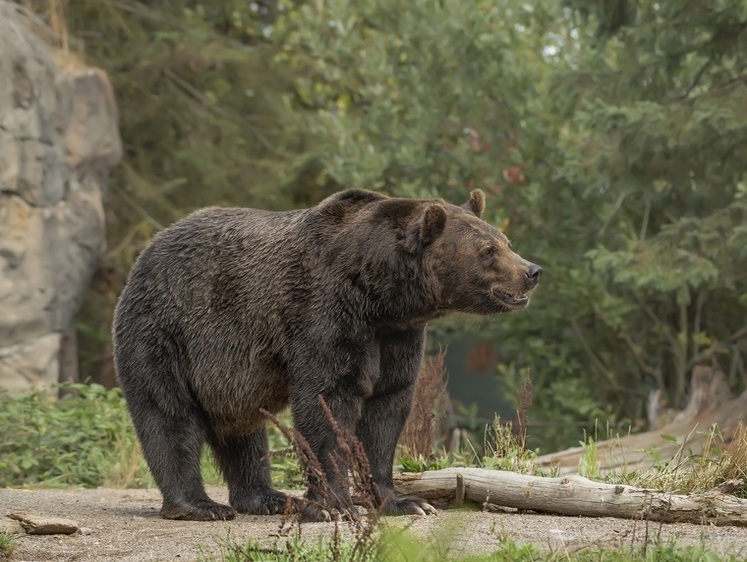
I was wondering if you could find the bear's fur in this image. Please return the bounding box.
[112,189,541,521]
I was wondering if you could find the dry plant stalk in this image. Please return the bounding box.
[399,350,449,459]
[515,373,533,450]
[318,396,381,558]
[261,402,381,557]
[259,408,328,526]
[725,422,747,485]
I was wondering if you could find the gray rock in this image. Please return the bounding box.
[0,4,122,390]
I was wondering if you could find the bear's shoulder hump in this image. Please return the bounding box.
[313,189,388,221]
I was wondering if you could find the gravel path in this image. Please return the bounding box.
[2,487,747,561]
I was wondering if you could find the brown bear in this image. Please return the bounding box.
[112,189,541,522]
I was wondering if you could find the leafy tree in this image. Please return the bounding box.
[274,0,747,447]
[551,0,747,414]
[21,0,747,449]
[488,0,747,446]
[275,0,550,203]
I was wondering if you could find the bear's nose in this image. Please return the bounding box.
[525,263,543,286]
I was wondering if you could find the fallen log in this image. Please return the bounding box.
[393,468,747,527]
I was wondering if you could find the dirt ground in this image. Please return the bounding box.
[2,486,747,561]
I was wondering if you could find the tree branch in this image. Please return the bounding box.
[570,317,619,391]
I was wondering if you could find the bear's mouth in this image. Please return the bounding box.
[492,288,529,309]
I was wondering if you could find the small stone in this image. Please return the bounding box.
[77,527,94,536]
[9,513,79,535]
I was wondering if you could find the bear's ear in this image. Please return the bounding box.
[419,204,447,246]
[462,189,486,217]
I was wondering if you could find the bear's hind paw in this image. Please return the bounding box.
[161,500,236,521]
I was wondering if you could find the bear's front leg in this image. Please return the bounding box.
[356,328,438,517]
[291,385,365,522]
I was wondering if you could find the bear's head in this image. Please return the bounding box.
[415,190,542,315]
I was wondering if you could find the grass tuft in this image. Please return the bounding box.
[612,423,747,497]
[0,531,19,560]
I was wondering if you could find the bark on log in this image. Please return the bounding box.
[394,468,747,527]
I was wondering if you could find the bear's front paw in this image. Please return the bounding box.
[384,496,438,517]
[232,489,299,515]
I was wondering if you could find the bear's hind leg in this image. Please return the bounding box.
[131,403,236,521]
[207,428,293,515]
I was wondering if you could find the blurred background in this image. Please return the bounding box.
[1,0,745,458]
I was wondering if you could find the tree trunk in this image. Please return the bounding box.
[393,468,747,526]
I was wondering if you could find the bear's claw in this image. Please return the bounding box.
[384,497,438,517]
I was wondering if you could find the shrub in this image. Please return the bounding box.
[0,383,300,489]
[0,383,150,488]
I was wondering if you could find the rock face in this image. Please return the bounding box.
[0,6,122,390]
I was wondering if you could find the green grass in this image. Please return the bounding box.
[199,534,377,562]
[3,382,746,503]
[568,422,747,499]
[197,530,743,562]
[0,531,19,559]
[3,384,746,561]
[398,415,558,477]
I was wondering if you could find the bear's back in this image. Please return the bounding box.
[115,206,307,333]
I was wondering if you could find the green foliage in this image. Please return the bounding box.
[0,384,150,488]
[481,0,747,447]
[398,415,554,477]
[544,0,747,414]
[398,455,449,473]
[479,416,549,475]
[21,0,747,450]
[578,434,600,479]
[277,0,551,203]
[0,384,301,489]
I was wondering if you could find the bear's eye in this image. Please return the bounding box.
[480,247,496,259]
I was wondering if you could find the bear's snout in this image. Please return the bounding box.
[524,263,543,288]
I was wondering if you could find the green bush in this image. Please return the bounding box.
[0,383,301,489]
[0,384,150,488]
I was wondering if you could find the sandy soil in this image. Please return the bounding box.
[2,487,747,561]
